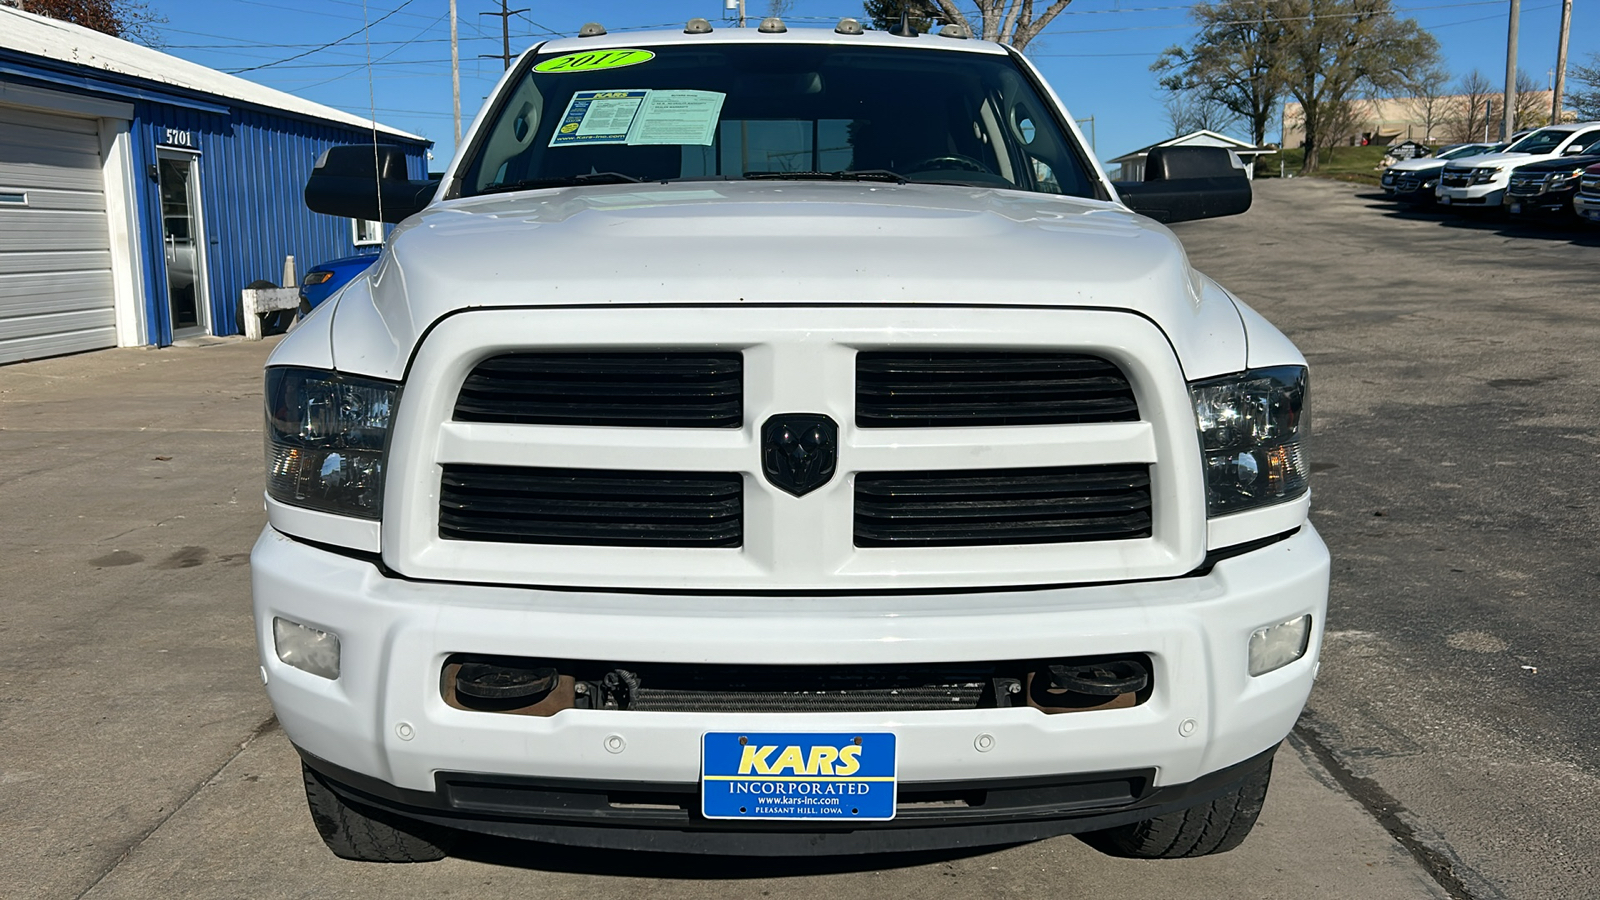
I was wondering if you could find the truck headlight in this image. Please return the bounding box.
[1471,167,1499,185]
[1190,366,1308,516]
[265,367,397,519]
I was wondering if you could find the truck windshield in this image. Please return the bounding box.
[1505,129,1570,154]
[458,42,1096,199]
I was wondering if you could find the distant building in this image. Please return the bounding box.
[0,5,430,363]
[1105,130,1274,182]
[1281,92,1566,150]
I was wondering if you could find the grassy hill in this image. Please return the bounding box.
[1255,145,1392,185]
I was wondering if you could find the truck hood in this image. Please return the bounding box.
[1444,150,1543,169]
[1388,156,1453,172]
[327,182,1247,380]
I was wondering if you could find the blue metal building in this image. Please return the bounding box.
[0,6,431,363]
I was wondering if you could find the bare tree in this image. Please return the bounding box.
[766,0,796,18]
[1162,90,1238,136]
[4,0,163,45]
[1404,64,1451,142]
[863,0,938,32]
[928,1,1075,51]
[1318,98,1362,149]
[1444,70,1499,143]
[1513,69,1548,130]
[865,2,1074,50]
[1571,52,1600,120]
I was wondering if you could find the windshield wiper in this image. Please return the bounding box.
[744,170,908,184]
[479,172,644,194]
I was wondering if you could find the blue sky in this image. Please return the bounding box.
[152,0,1596,166]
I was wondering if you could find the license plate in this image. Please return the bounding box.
[701,732,897,821]
[1584,209,1599,220]
[1509,203,1521,214]
[1439,195,1452,205]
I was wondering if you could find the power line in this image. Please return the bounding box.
[513,11,565,38]
[224,0,444,27]
[294,10,450,90]
[169,34,498,50]
[228,0,421,74]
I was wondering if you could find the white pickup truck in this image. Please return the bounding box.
[256,18,1326,862]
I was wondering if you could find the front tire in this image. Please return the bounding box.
[1081,755,1273,859]
[301,764,452,862]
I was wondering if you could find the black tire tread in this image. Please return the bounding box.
[1082,756,1273,859]
[301,763,451,863]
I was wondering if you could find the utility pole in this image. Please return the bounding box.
[1551,0,1573,124]
[480,0,529,71]
[450,0,461,144]
[1502,0,1520,140]
[739,0,747,28]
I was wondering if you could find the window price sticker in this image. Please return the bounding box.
[550,90,725,148]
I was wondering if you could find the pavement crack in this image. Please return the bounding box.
[73,715,280,900]
[1290,724,1505,900]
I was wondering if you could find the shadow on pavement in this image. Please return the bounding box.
[445,833,1022,878]
[1360,192,1600,246]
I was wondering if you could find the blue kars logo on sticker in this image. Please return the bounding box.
[701,733,897,821]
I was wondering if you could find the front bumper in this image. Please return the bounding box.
[252,524,1328,845]
[1507,186,1580,219]
[1573,193,1600,222]
[1381,172,1441,202]
[1437,182,1504,206]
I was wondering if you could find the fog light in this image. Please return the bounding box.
[273,617,341,680]
[1248,614,1311,676]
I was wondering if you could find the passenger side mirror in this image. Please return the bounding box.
[1116,146,1252,224]
[305,145,440,224]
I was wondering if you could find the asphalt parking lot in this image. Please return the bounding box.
[1,178,1593,899]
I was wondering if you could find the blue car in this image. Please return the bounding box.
[298,253,379,311]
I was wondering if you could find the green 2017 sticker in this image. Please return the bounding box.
[534,49,656,74]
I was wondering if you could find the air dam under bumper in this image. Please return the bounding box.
[298,743,1279,855]
[252,524,1328,849]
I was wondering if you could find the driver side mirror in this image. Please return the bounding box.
[305,145,440,224]
[1116,146,1252,224]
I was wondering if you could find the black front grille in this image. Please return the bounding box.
[1441,171,1471,187]
[454,352,742,427]
[623,663,993,713]
[439,465,742,547]
[855,464,1152,547]
[1577,176,1600,197]
[1507,179,1543,196]
[856,352,1137,428]
[1396,174,1422,192]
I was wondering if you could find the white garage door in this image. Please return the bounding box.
[0,104,116,364]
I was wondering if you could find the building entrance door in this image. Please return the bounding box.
[156,152,208,337]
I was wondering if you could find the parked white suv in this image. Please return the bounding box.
[257,19,1327,862]
[1436,122,1600,207]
